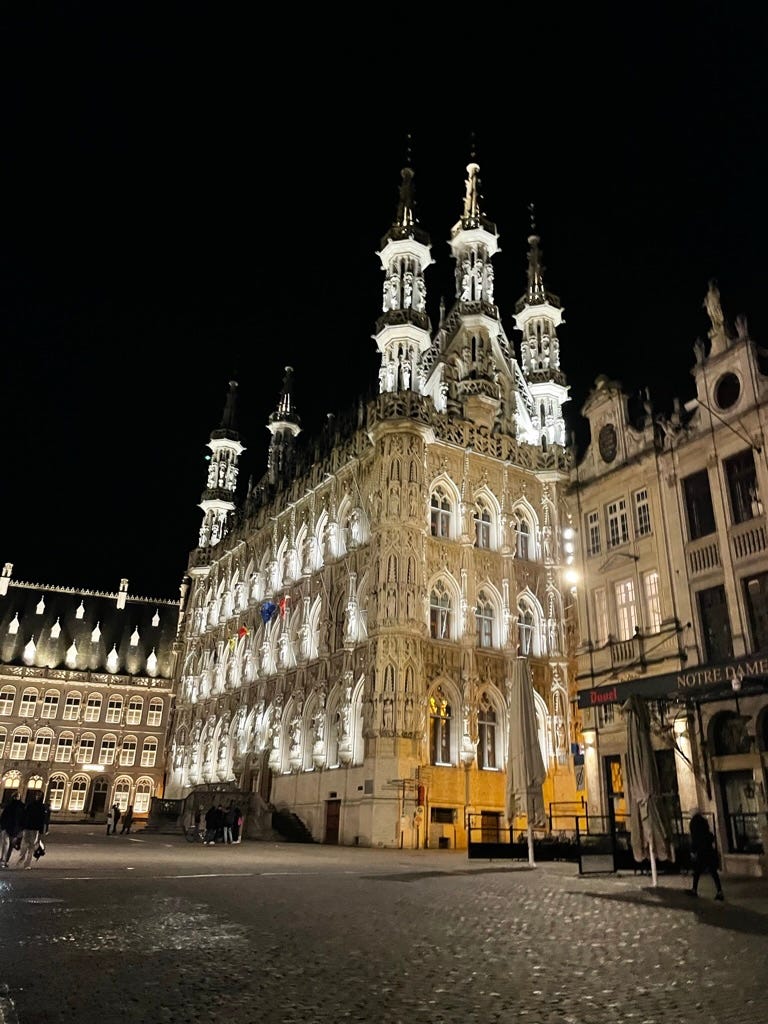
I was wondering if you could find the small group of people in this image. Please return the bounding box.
[106,803,134,835]
[201,801,242,845]
[0,791,50,870]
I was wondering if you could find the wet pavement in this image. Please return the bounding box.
[0,826,766,1024]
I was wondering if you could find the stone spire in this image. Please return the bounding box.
[198,380,245,548]
[267,366,302,487]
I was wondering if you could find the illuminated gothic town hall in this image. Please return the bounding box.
[2,157,768,874]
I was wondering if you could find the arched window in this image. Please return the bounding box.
[19,688,38,718]
[98,734,117,765]
[513,514,530,560]
[114,777,132,811]
[141,738,158,767]
[134,778,153,814]
[474,500,492,549]
[120,736,137,766]
[63,691,82,721]
[429,687,453,765]
[55,732,75,763]
[0,728,6,758]
[518,604,535,655]
[47,774,66,811]
[430,581,452,640]
[77,732,96,764]
[477,692,498,769]
[106,695,123,724]
[69,776,88,812]
[84,693,102,722]
[475,590,494,648]
[0,687,15,716]
[126,696,144,725]
[9,729,31,760]
[27,774,44,792]
[430,486,453,539]
[147,698,163,727]
[40,690,60,719]
[32,729,54,761]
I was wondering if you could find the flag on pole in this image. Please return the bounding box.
[260,601,277,624]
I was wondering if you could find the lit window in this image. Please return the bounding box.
[643,571,662,633]
[9,732,30,759]
[141,738,158,767]
[126,697,143,726]
[429,689,452,765]
[134,780,152,814]
[98,736,117,765]
[614,578,637,641]
[63,693,81,720]
[586,510,601,557]
[477,694,497,769]
[76,735,95,764]
[634,488,652,537]
[606,498,629,548]
[106,696,123,724]
[47,775,66,811]
[32,732,52,761]
[0,729,6,757]
[40,692,60,719]
[120,738,137,766]
[0,688,15,716]
[147,699,163,727]
[115,779,131,811]
[84,695,102,722]
[55,734,74,763]
[19,689,38,718]
[68,777,88,812]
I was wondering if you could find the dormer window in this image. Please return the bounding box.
[130,627,140,647]
[8,613,19,636]
[75,602,85,620]
[36,596,45,615]
[50,617,62,639]
[91,622,101,643]
[152,609,160,628]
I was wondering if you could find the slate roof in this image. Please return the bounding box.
[0,574,180,680]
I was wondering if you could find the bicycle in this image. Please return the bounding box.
[183,825,206,843]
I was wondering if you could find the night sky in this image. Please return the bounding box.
[2,7,767,598]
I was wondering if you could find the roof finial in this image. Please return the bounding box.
[469,130,477,162]
[405,131,413,168]
[528,201,537,235]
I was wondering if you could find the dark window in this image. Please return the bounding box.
[682,469,716,540]
[743,572,768,652]
[697,585,733,663]
[724,449,759,524]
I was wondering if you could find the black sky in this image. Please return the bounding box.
[2,6,767,598]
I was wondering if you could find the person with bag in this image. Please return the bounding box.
[18,791,48,870]
[687,810,724,901]
[0,793,25,868]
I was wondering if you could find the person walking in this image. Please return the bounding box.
[0,793,26,868]
[120,805,134,835]
[232,804,242,844]
[223,804,235,844]
[109,803,121,836]
[18,791,48,870]
[687,810,724,900]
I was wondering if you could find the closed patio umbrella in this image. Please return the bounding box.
[622,694,675,886]
[506,655,546,866]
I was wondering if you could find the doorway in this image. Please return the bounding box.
[324,799,341,844]
[89,777,108,819]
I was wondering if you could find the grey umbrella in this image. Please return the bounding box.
[622,694,675,886]
[506,655,546,866]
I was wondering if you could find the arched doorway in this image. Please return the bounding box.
[89,777,109,819]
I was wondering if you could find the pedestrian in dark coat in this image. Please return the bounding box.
[0,794,25,868]
[232,805,242,844]
[223,804,235,844]
[108,803,121,836]
[204,803,218,845]
[120,805,134,834]
[19,792,48,869]
[687,811,724,900]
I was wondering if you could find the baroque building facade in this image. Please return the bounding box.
[164,162,581,848]
[0,564,180,824]
[571,283,768,876]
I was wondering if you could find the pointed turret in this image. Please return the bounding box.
[448,162,499,306]
[267,366,301,487]
[514,215,569,448]
[374,162,433,394]
[198,379,245,548]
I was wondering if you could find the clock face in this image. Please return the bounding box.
[598,423,618,463]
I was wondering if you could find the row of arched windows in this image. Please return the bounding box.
[1,770,156,814]
[0,727,158,766]
[0,687,164,726]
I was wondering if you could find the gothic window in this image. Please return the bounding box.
[518,605,535,655]
[429,688,452,765]
[474,501,492,549]
[475,591,494,648]
[430,487,453,539]
[512,512,531,560]
[84,694,102,722]
[54,732,74,762]
[429,582,452,640]
[477,693,498,769]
